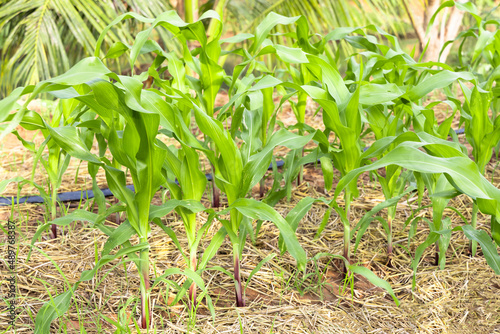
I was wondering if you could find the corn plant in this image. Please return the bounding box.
[414,173,457,268]
[336,25,487,262]
[192,94,312,306]
[344,59,409,261]
[414,100,465,266]
[1,98,90,238]
[160,142,208,309]
[286,51,365,275]
[0,57,213,331]
[458,85,500,255]
[334,133,500,279]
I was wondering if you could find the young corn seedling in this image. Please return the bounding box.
[344,62,408,261]
[414,100,464,266]
[295,53,364,275]
[334,132,500,282]
[52,77,167,329]
[160,142,208,309]
[188,87,312,306]
[3,98,90,238]
[0,54,215,330]
[434,1,500,119]
[72,65,219,326]
[458,85,500,255]
[413,173,457,268]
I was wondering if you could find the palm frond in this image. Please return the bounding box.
[222,0,410,67]
[0,0,174,96]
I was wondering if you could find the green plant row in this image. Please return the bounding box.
[1,2,500,332]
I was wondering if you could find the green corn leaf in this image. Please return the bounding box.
[320,156,334,192]
[180,146,207,201]
[34,288,76,334]
[80,242,149,281]
[0,84,49,142]
[152,217,188,264]
[105,41,130,59]
[193,105,242,202]
[274,44,309,63]
[0,176,25,194]
[315,208,332,240]
[348,265,400,306]
[46,126,101,164]
[16,111,46,131]
[103,166,136,209]
[220,33,254,44]
[148,199,206,220]
[250,12,300,54]
[94,12,156,58]
[279,196,329,253]
[221,198,307,271]
[199,45,224,117]
[240,129,314,196]
[47,57,111,85]
[240,108,262,164]
[306,55,350,106]
[359,83,404,105]
[411,231,441,289]
[407,71,475,101]
[335,141,500,217]
[461,225,500,274]
[0,86,27,123]
[101,220,136,256]
[198,226,227,270]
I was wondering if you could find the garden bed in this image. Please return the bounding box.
[1,100,499,333]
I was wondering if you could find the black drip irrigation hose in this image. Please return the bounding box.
[0,128,467,206]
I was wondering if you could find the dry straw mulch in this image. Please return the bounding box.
[1,166,500,333]
[1,95,500,333]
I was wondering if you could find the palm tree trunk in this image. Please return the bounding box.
[404,0,466,62]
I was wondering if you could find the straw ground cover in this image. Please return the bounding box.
[1,95,500,333]
[1,165,500,333]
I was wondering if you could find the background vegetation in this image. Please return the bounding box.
[1,0,498,97]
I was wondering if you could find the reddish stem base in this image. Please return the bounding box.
[139,274,150,329]
[50,224,57,239]
[234,255,245,307]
